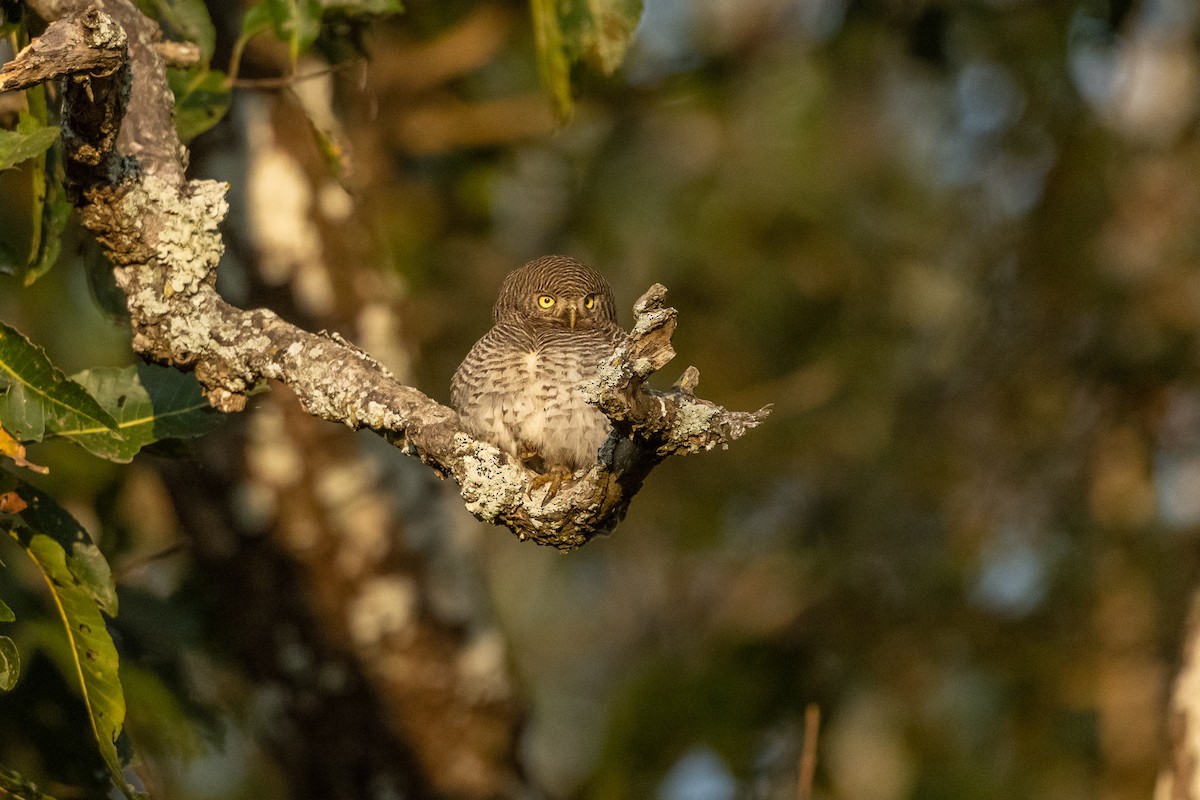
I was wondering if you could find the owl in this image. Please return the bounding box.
[451,256,626,495]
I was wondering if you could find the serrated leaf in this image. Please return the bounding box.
[0,322,118,442]
[0,112,58,172]
[62,364,224,462]
[531,0,574,120]
[168,67,231,143]
[0,634,17,691]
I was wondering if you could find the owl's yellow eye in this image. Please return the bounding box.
[583,294,596,310]
[537,294,555,309]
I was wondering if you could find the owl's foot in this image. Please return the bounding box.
[528,466,573,505]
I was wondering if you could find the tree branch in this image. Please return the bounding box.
[1,2,770,550]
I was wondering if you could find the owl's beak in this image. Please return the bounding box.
[567,306,577,330]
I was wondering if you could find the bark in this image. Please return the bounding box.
[0,3,767,550]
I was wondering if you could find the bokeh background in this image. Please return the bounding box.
[3,0,1200,798]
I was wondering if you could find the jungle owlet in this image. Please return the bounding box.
[451,256,626,488]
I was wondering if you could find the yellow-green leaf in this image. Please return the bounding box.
[0,323,119,443]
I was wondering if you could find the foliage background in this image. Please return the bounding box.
[3,0,1200,798]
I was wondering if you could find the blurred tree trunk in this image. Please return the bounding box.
[151,7,533,797]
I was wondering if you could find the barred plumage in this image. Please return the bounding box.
[451,256,626,474]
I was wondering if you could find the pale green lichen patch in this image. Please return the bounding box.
[85,11,127,50]
[671,400,720,450]
[454,434,524,520]
[111,176,223,286]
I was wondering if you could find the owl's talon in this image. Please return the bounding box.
[528,466,573,504]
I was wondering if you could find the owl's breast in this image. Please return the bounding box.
[452,323,622,472]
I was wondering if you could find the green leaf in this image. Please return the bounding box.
[266,0,324,61]
[63,364,224,462]
[229,3,276,84]
[168,67,231,143]
[0,476,136,799]
[529,0,643,119]
[23,144,71,286]
[0,597,13,622]
[154,0,216,62]
[239,1,275,40]
[0,112,58,172]
[323,0,402,14]
[0,384,46,442]
[0,472,118,615]
[0,322,119,443]
[531,0,574,120]
[13,532,132,797]
[0,635,17,691]
[0,764,59,800]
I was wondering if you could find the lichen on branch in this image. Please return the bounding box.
[0,0,769,549]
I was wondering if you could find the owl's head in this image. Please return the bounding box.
[493,255,618,331]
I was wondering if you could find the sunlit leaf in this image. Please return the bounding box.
[63,364,225,462]
[0,112,58,172]
[0,425,49,474]
[0,635,17,691]
[168,67,231,143]
[0,323,118,443]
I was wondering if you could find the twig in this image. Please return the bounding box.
[797,703,820,800]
